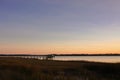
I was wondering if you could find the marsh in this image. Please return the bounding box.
[0,57,120,80]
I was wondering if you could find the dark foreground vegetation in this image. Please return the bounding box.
[0,57,120,80]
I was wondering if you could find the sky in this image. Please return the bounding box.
[0,0,120,54]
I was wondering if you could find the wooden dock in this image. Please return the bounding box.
[0,54,55,60]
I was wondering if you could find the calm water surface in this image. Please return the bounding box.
[54,56,120,63]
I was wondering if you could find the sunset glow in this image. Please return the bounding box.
[0,0,120,54]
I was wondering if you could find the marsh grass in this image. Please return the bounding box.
[0,57,120,80]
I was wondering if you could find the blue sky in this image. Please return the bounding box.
[0,0,120,54]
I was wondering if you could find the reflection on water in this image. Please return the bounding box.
[54,56,120,63]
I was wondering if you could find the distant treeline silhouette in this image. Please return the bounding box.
[54,53,120,56]
[0,53,120,56]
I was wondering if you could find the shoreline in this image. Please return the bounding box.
[0,57,120,80]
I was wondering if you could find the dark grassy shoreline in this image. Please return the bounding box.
[0,57,120,80]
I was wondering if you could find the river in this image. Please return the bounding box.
[54,56,120,63]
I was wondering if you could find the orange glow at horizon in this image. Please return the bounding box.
[0,40,120,54]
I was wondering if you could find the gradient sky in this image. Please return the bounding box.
[0,0,120,54]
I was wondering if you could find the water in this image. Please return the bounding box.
[54,56,120,63]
